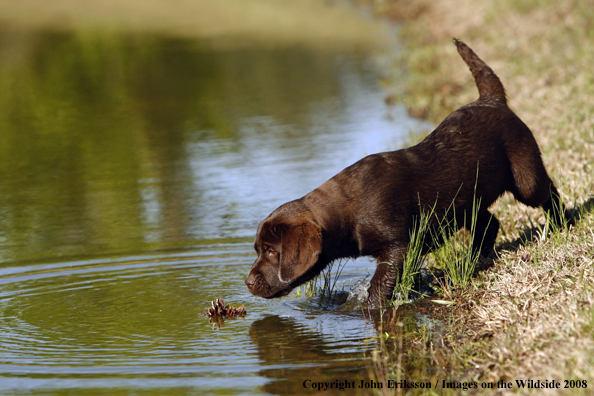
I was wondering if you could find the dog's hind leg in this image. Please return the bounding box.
[507,140,569,228]
[540,184,571,228]
[469,211,500,258]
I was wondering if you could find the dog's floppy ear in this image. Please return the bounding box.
[278,221,322,282]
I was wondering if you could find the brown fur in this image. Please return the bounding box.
[245,39,569,303]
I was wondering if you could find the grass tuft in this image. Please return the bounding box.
[293,259,347,301]
[433,179,488,292]
[392,202,431,303]
[395,171,488,302]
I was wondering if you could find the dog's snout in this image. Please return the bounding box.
[245,274,256,289]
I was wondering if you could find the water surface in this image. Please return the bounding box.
[0,25,429,395]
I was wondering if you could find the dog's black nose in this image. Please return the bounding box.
[245,274,256,289]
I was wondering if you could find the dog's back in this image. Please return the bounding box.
[453,38,564,216]
[390,39,567,245]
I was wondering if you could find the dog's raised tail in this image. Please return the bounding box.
[453,38,507,104]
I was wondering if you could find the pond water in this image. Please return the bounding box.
[0,24,429,395]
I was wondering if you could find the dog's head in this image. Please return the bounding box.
[245,201,323,298]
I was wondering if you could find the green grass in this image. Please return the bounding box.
[392,204,431,303]
[433,184,488,292]
[293,259,347,301]
[393,171,488,303]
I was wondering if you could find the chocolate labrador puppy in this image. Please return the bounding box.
[245,39,569,304]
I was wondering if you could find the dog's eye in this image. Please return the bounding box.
[263,245,277,256]
[262,244,275,254]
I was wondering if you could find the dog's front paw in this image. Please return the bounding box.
[367,262,397,306]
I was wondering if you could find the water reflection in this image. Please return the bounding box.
[250,315,373,395]
[0,25,430,395]
[0,28,426,264]
[0,248,379,395]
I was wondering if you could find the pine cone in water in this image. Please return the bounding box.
[201,298,247,318]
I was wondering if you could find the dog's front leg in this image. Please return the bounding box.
[367,246,406,305]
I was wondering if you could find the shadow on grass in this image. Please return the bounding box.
[495,196,594,256]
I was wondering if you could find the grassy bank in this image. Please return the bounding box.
[364,0,594,393]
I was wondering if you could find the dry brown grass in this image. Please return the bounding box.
[362,0,594,393]
[457,219,594,394]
